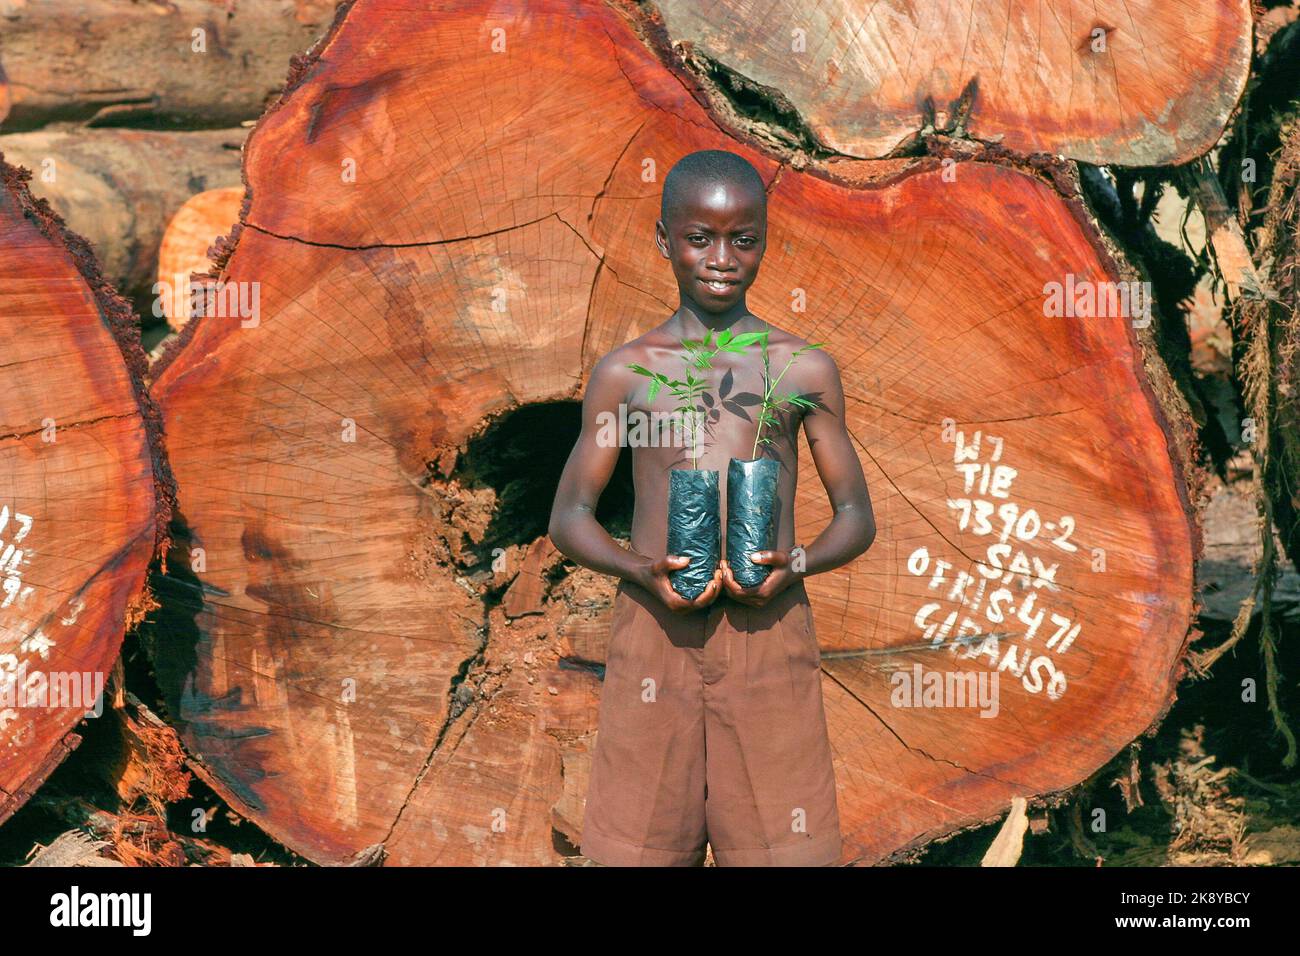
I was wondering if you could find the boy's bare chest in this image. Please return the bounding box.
[618,336,808,547]
[625,357,805,468]
[627,353,795,417]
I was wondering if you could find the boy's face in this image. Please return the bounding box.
[656,180,766,313]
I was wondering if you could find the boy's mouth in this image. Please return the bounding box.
[700,277,740,295]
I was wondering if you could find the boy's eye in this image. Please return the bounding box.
[686,235,756,246]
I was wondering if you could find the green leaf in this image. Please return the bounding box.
[648,379,662,402]
[627,363,653,377]
[720,331,769,353]
[717,329,732,346]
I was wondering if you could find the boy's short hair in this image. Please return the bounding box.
[661,149,766,228]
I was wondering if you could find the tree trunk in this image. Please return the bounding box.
[147,0,1209,865]
[0,157,173,827]
[650,0,1252,165]
[0,128,244,299]
[0,0,336,131]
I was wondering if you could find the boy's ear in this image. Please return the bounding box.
[654,221,673,258]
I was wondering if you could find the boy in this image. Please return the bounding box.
[548,149,876,866]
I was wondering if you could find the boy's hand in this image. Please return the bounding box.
[720,551,798,607]
[636,555,723,614]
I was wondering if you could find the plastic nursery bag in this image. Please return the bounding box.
[726,456,780,589]
[667,469,720,601]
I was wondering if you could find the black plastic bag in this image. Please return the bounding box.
[726,456,780,588]
[667,469,720,601]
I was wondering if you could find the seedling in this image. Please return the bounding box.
[628,328,768,468]
[751,338,823,460]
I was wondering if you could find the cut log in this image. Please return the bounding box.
[650,0,1253,166]
[0,156,173,827]
[157,187,246,331]
[148,0,1202,865]
[0,0,336,131]
[0,128,244,298]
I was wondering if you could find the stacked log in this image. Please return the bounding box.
[143,0,1245,865]
[0,128,243,298]
[0,0,339,130]
[0,158,173,826]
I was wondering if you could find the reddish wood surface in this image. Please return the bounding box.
[149,0,1201,865]
[156,187,246,331]
[652,0,1252,166]
[0,157,173,826]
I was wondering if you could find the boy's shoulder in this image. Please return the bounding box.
[590,325,676,375]
[611,323,679,354]
[756,320,810,349]
[756,321,835,372]
[586,328,671,405]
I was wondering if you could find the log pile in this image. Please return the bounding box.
[5,0,1297,868]
[143,0,1238,865]
[0,129,243,298]
[0,0,338,131]
[0,0,338,325]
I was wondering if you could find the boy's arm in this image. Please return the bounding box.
[797,349,876,577]
[548,352,652,584]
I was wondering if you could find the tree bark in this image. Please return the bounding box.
[0,128,244,298]
[0,0,337,131]
[1233,120,1300,578]
[147,0,1206,865]
[0,157,173,827]
[157,186,246,331]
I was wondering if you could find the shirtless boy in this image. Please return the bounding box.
[548,149,876,866]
